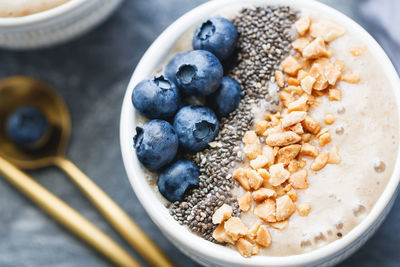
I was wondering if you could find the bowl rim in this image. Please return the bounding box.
[120,0,400,265]
[0,0,89,26]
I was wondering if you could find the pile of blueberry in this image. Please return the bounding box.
[132,17,242,202]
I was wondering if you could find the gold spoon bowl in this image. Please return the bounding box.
[0,76,69,168]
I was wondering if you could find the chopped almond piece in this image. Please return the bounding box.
[254,120,270,135]
[250,155,269,170]
[269,163,290,186]
[289,169,308,189]
[324,113,335,125]
[212,204,233,224]
[302,37,329,59]
[284,184,292,192]
[300,143,319,158]
[290,123,304,135]
[274,184,286,197]
[236,238,254,257]
[244,143,262,160]
[328,88,342,101]
[334,60,345,72]
[316,128,329,139]
[292,37,310,53]
[266,131,301,147]
[243,131,259,144]
[318,132,331,146]
[301,133,312,143]
[268,113,281,124]
[247,221,262,241]
[297,203,311,216]
[281,111,307,128]
[300,75,316,94]
[295,16,311,35]
[252,188,276,202]
[254,199,276,222]
[247,169,264,190]
[309,19,345,42]
[298,159,307,168]
[288,160,299,173]
[342,72,360,83]
[262,145,276,167]
[297,70,309,80]
[313,89,327,97]
[308,95,322,107]
[275,70,284,87]
[280,90,295,107]
[238,192,252,212]
[257,168,270,179]
[270,220,289,230]
[224,217,248,241]
[276,144,301,165]
[252,245,260,255]
[287,77,300,86]
[350,46,367,56]
[276,195,296,221]
[288,94,309,112]
[309,62,329,90]
[302,115,321,135]
[287,189,298,202]
[233,168,250,191]
[328,146,341,164]
[262,125,283,137]
[282,56,302,76]
[311,153,329,171]
[213,223,235,245]
[284,85,304,96]
[325,63,342,85]
[255,225,272,247]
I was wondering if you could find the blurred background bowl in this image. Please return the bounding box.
[0,0,122,50]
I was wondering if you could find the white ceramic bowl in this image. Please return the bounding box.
[120,0,400,266]
[0,0,121,49]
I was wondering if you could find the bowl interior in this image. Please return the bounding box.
[120,0,400,265]
[0,0,88,26]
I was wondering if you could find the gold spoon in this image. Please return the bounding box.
[0,156,141,267]
[0,76,173,267]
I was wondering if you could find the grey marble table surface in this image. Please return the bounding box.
[0,0,399,266]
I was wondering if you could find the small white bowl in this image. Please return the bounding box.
[120,0,400,266]
[0,0,121,49]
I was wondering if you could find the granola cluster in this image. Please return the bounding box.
[211,15,363,257]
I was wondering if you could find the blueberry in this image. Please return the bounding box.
[6,106,48,148]
[132,75,180,119]
[173,105,219,152]
[133,120,178,170]
[193,17,238,62]
[207,77,242,117]
[164,52,188,85]
[158,160,199,202]
[175,50,223,96]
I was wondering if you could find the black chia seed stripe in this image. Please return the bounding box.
[169,6,298,242]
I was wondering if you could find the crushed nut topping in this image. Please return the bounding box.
[211,14,361,257]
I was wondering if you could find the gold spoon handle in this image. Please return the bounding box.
[54,156,174,267]
[0,156,141,267]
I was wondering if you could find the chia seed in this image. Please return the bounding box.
[169,6,297,241]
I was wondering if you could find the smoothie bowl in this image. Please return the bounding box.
[120,0,400,266]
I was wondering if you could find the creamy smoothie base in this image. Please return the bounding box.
[142,5,398,258]
[0,0,69,17]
